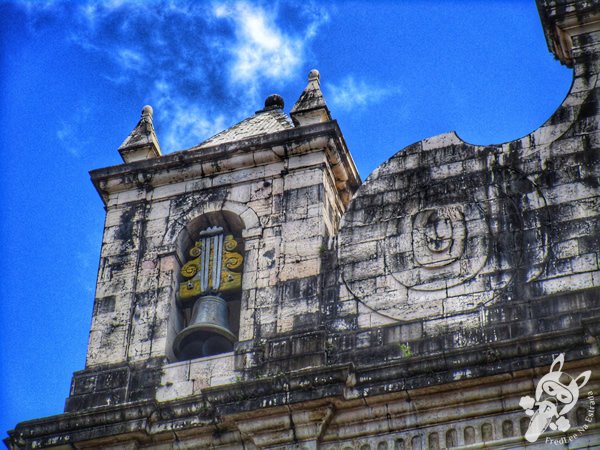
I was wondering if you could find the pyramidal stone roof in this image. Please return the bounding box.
[197,94,293,149]
[118,105,162,163]
[116,70,333,157]
[196,70,331,150]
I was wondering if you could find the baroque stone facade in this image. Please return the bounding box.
[5,1,600,449]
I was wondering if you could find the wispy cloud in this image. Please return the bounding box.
[116,48,145,72]
[75,230,103,294]
[214,3,306,96]
[326,76,402,112]
[153,79,228,151]
[17,0,329,153]
[56,105,92,157]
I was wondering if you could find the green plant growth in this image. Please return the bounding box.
[398,343,412,358]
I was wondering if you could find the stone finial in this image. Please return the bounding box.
[264,94,285,110]
[142,105,153,119]
[118,104,162,163]
[290,68,331,127]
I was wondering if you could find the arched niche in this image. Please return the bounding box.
[174,210,246,266]
[166,209,247,362]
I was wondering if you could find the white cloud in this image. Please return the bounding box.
[80,3,99,27]
[75,230,103,294]
[56,105,92,157]
[153,80,227,151]
[162,103,227,152]
[212,2,307,97]
[116,48,145,72]
[326,76,402,112]
[19,0,330,151]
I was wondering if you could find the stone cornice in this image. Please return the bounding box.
[5,324,598,449]
[537,0,600,67]
[90,121,360,206]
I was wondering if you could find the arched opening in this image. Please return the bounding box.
[445,429,457,447]
[501,420,513,438]
[170,211,245,361]
[463,426,476,445]
[481,422,493,441]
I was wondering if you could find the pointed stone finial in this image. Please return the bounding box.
[142,105,153,119]
[290,68,331,127]
[118,105,162,163]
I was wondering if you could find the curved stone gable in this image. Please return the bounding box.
[6,2,600,448]
[338,71,598,326]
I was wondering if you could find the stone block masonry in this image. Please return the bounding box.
[5,2,600,449]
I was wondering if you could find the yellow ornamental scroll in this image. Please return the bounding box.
[179,230,243,299]
[220,235,243,292]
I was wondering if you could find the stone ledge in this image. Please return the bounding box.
[90,120,360,207]
[7,348,599,449]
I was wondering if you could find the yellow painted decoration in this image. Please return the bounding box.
[220,271,242,292]
[179,279,201,299]
[220,235,243,291]
[179,233,243,299]
[189,244,202,257]
[224,235,238,252]
[181,258,200,278]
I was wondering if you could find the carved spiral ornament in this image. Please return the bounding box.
[224,235,238,252]
[181,261,198,278]
[223,254,243,270]
[384,201,489,292]
[179,230,244,301]
[339,142,549,321]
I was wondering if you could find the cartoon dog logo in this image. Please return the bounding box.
[519,353,591,442]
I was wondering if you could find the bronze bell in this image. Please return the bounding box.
[173,295,236,360]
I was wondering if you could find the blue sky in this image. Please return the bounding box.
[0,0,571,438]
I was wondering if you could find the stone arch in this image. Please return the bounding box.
[163,202,255,362]
[428,432,440,449]
[519,417,530,437]
[160,200,258,250]
[410,435,421,449]
[463,426,476,445]
[576,406,588,425]
[481,422,493,441]
[501,420,514,438]
[445,428,457,447]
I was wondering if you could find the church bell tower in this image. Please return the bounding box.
[67,69,359,414]
[6,2,600,448]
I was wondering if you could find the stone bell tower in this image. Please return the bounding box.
[6,1,600,448]
[67,69,359,414]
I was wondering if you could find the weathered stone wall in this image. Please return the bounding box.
[70,120,358,411]
[12,357,600,449]
[337,9,600,337]
[5,1,600,448]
